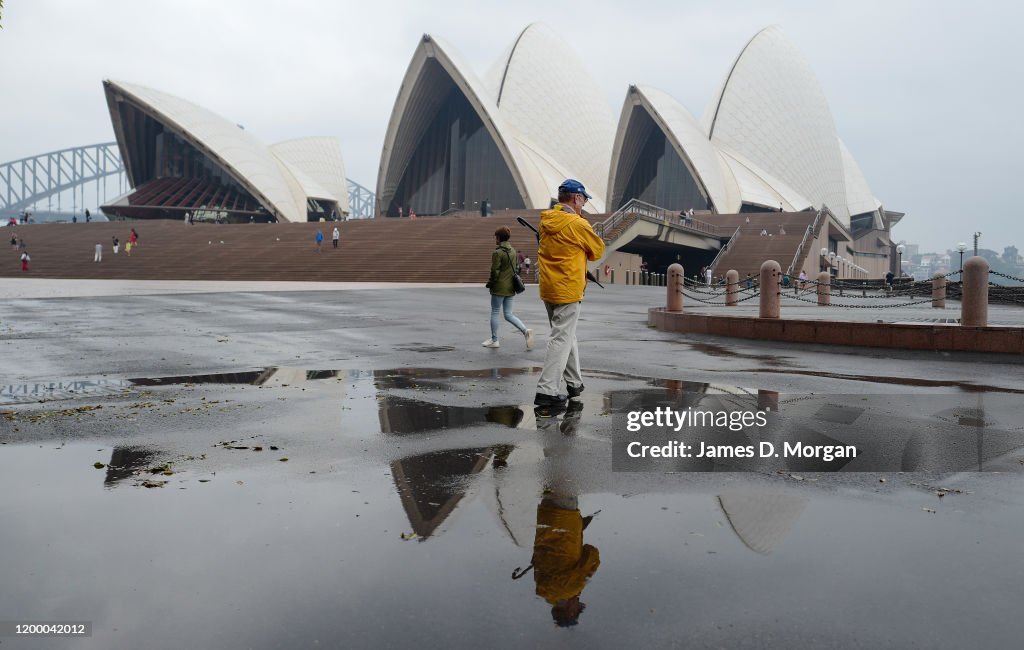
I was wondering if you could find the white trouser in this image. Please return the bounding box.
[94,249,102,262]
[537,301,583,396]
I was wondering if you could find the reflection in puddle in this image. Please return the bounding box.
[379,399,525,435]
[718,493,808,554]
[392,447,494,539]
[0,378,132,405]
[103,446,158,487]
[726,368,1024,395]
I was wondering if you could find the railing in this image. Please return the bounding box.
[786,207,825,276]
[595,198,719,239]
[708,225,741,274]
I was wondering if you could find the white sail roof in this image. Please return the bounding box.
[270,137,350,214]
[104,80,308,222]
[703,26,850,223]
[379,24,614,213]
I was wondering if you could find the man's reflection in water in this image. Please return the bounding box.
[530,401,600,626]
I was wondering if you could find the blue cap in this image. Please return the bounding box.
[558,179,592,200]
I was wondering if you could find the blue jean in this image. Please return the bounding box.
[490,294,527,340]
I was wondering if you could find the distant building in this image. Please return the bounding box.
[101,80,349,222]
[377,24,615,217]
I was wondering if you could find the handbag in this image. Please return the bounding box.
[504,249,526,294]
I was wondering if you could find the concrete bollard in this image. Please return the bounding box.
[759,260,781,318]
[932,272,946,309]
[726,269,739,306]
[667,263,684,312]
[817,271,831,306]
[962,256,989,327]
[757,390,779,412]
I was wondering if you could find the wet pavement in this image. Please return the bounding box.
[1,282,1024,649]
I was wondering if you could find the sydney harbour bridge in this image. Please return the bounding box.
[0,142,376,220]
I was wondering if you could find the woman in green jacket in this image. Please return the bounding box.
[483,226,534,350]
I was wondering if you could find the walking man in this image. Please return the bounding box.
[332,225,340,249]
[112,236,120,254]
[534,179,605,407]
[315,228,324,253]
[94,242,102,262]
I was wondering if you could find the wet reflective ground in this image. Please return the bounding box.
[2,285,1024,648]
[3,366,1024,649]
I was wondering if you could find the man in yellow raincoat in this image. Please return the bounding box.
[534,179,605,407]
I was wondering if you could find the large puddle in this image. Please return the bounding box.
[2,367,1024,647]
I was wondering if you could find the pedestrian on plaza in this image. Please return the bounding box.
[129,228,139,247]
[9,233,17,250]
[483,226,533,350]
[188,212,195,225]
[315,228,324,252]
[20,251,30,272]
[523,256,532,278]
[332,225,340,249]
[94,242,102,263]
[72,215,77,224]
[745,272,753,290]
[112,236,120,254]
[533,179,604,407]
[798,269,807,290]
[18,237,26,252]
[125,240,132,256]
[409,208,417,220]
[705,266,713,286]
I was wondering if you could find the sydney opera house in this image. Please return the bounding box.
[378,24,899,277]
[96,24,900,277]
[100,80,349,223]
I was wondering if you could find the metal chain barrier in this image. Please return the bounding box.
[782,292,943,309]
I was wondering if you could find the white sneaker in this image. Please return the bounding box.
[524,329,534,350]
[481,339,500,348]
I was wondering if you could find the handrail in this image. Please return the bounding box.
[596,198,719,238]
[708,225,741,274]
[786,208,825,276]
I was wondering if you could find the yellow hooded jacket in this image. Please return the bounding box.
[538,204,605,304]
[532,504,601,605]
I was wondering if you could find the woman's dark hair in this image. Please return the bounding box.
[494,226,511,242]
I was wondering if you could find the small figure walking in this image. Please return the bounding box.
[9,233,17,250]
[20,251,30,272]
[332,226,340,249]
[112,236,119,254]
[125,241,132,256]
[129,228,139,247]
[94,242,103,262]
[315,228,324,253]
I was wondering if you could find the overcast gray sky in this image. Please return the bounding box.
[1,0,1019,254]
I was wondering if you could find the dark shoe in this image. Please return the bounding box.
[566,384,585,399]
[534,392,568,407]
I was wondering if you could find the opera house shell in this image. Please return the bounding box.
[377,23,615,216]
[101,80,349,223]
[608,26,889,232]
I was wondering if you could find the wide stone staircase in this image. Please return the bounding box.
[0,213,560,283]
[708,212,817,278]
